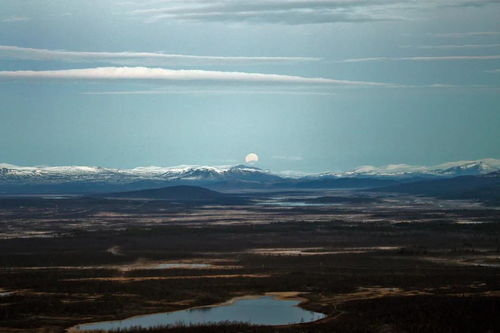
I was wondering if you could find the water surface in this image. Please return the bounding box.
[74,295,325,331]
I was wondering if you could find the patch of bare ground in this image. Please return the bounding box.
[283,287,423,319]
[247,246,400,256]
[322,287,432,306]
[60,274,271,282]
[4,258,239,272]
[105,245,123,256]
[417,255,500,268]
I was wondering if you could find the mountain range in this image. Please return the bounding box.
[0,158,499,194]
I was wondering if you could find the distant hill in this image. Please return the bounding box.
[271,177,399,189]
[375,171,500,204]
[97,185,248,204]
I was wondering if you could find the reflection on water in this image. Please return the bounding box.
[74,295,325,331]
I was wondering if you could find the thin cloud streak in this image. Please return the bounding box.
[128,0,500,25]
[82,89,335,96]
[430,31,500,38]
[0,67,391,86]
[83,84,500,95]
[2,16,30,23]
[402,43,500,49]
[0,45,319,66]
[341,55,500,62]
[129,0,410,24]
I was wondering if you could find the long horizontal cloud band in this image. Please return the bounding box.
[0,45,319,65]
[342,55,500,62]
[0,67,390,86]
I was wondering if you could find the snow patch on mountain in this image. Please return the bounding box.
[317,158,500,178]
[1,158,499,186]
[0,163,276,184]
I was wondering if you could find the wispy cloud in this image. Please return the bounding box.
[386,83,499,90]
[430,31,500,38]
[81,83,500,94]
[0,67,391,86]
[2,67,493,91]
[129,0,409,25]
[340,55,500,63]
[128,0,500,25]
[2,16,30,23]
[83,88,335,96]
[402,43,500,49]
[0,45,319,66]
[487,69,500,73]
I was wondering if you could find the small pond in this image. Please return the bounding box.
[72,295,325,331]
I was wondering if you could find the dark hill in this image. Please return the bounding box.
[97,185,247,204]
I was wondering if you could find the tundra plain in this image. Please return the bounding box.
[0,190,499,332]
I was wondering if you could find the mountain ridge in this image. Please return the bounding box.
[1,158,499,194]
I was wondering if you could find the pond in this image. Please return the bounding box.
[72,295,325,331]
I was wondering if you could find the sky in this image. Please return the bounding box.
[0,0,499,173]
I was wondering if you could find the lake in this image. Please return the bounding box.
[72,295,325,331]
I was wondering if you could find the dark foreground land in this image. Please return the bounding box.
[0,190,499,333]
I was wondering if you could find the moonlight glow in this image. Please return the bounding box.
[245,153,259,163]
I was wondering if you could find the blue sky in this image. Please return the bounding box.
[0,0,499,172]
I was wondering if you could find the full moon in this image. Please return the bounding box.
[245,153,259,163]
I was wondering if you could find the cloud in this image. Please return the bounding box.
[430,31,500,38]
[402,43,500,49]
[393,83,499,90]
[128,0,500,25]
[82,88,336,96]
[82,84,500,94]
[129,0,410,24]
[487,69,500,73]
[1,67,493,91]
[0,66,391,86]
[2,16,30,23]
[0,45,319,66]
[340,55,500,63]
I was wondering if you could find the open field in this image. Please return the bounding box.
[0,190,499,332]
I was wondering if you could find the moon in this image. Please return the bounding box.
[245,153,259,164]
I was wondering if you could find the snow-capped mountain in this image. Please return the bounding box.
[0,158,499,193]
[0,163,280,185]
[314,158,500,179]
